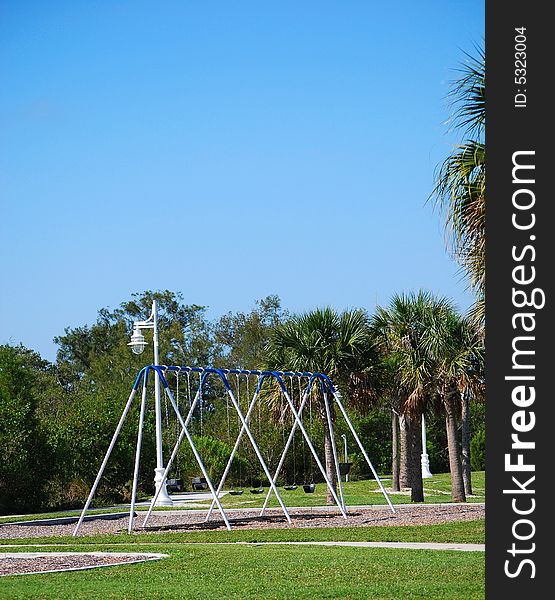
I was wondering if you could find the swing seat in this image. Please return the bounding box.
[303,483,316,493]
[191,476,208,491]
[250,488,264,494]
[166,478,183,492]
[339,462,353,476]
[284,485,298,490]
[229,489,244,495]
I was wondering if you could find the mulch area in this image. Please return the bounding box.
[0,504,484,538]
[0,552,164,577]
[141,504,485,533]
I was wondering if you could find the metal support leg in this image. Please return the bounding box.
[128,378,148,533]
[73,386,139,536]
[205,387,260,522]
[260,387,310,516]
[225,388,292,523]
[323,389,346,513]
[280,385,347,518]
[143,385,231,530]
[333,389,395,513]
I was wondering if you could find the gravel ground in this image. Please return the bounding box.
[0,552,166,577]
[0,504,484,538]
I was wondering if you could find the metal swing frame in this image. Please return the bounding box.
[73,365,394,536]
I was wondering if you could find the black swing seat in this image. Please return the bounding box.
[303,483,316,493]
[250,488,264,494]
[229,489,244,495]
[166,478,184,492]
[339,462,353,476]
[284,485,298,490]
[191,476,208,491]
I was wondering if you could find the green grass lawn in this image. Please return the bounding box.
[0,542,485,600]
[0,472,485,526]
[1,513,484,599]
[0,519,485,547]
[214,471,485,510]
[0,474,485,599]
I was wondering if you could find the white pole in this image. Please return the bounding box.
[128,377,148,533]
[205,383,260,521]
[332,389,395,513]
[323,390,346,513]
[260,384,310,517]
[421,414,433,478]
[281,386,347,518]
[143,382,232,530]
[225,388,292,523]
[152,300,173,506]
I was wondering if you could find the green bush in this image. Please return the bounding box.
[0,345,54,513]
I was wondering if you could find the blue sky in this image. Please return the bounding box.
[0,1,484,361]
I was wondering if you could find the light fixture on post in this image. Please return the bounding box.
[128,327,147,355]
[128,300,174,506]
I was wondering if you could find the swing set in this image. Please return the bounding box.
[73,365,394,536]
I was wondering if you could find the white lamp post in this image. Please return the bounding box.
[128,299,174,506]
[341,434,348,482]
[421,415,433,478]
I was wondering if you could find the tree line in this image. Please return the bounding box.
[0,289,483,514]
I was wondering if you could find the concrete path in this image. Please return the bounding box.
[0,541,484,553]
[230,540,484,552]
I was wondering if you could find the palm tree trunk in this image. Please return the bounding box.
[399,414,409,488]
[460,389,473,496]
[445,393,466,502]
[323,416,337,505]
[391,410,400,492]
[407,414,424,502]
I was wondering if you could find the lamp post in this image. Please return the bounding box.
[341,434,348,482]
[128,299,173,506]
[421,415,433,478]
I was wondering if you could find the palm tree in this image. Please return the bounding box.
[431,311,484,498]
[372,291,455,502]
[265,308,377,504]
[432,46,485,329]
[373,291,483,503]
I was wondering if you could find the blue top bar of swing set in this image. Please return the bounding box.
[155,365,337,392]
[157,365,319,379]
[133,365,337,394]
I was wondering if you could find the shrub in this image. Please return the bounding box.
[470,429,485,471]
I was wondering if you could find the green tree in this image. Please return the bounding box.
[431,311,484,498]
[55,290,212,380]
[432,45,485,328]
[372,292,451,502]
[52,290,213,505]
[0,345,54,513]
[373,292,483,503]
[213,295,287,369]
